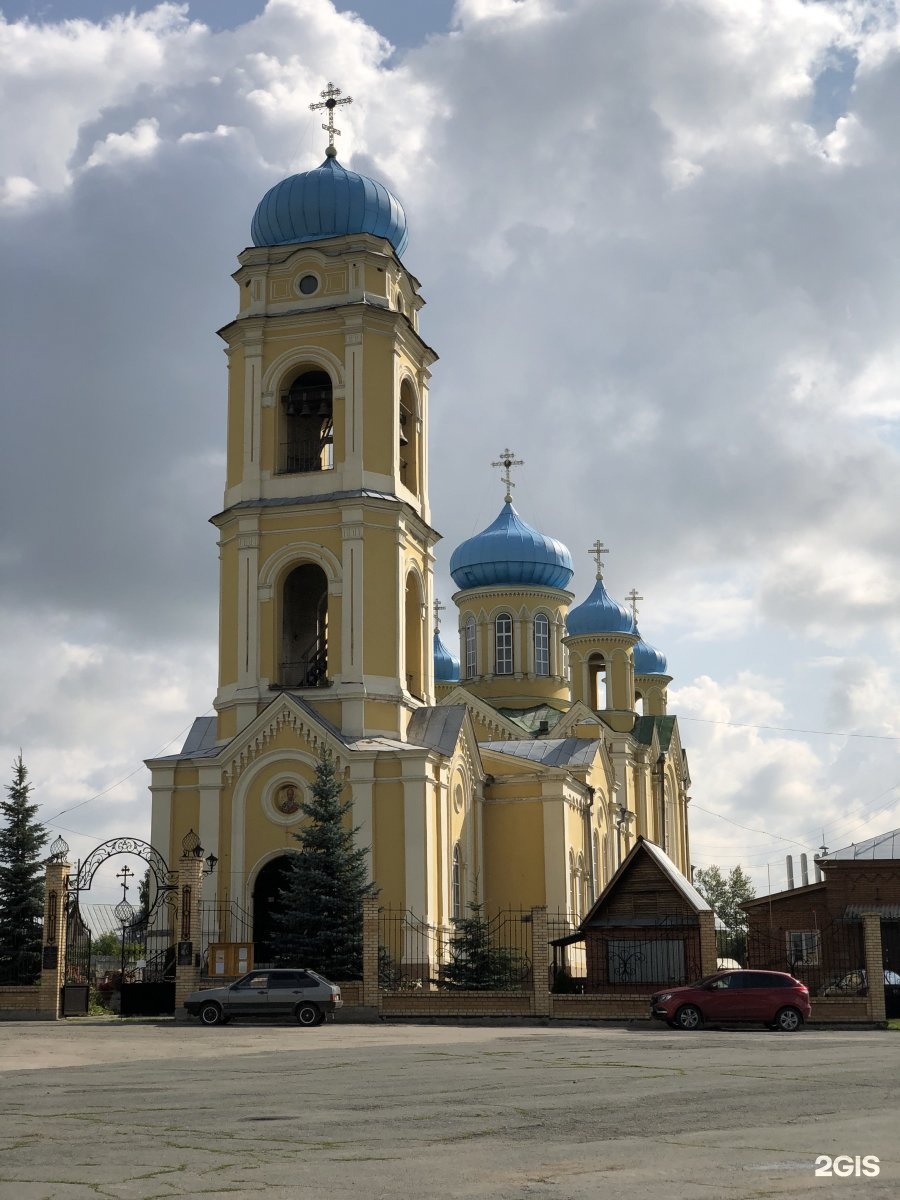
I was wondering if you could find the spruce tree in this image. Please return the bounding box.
[272,747,376,979]
[0,754,48,984]
[441,902,524,991]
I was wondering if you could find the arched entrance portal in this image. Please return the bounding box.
[252,856,294,966]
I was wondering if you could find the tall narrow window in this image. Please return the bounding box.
[465,616,477,678]
[534,614,550,676]
[588,652,607,709]
[592,832,600,899]
[405,572,425,700]
[281,563,328,687]
[495,613,513,675]
[451,843,462,921]
[279,370,333,474]
[399,379,419,493]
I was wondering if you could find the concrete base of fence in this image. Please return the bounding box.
[333,1005,379,1023]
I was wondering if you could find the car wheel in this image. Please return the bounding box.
[674,1004,702,1031]
[295,1002,320,1027]
[773,1006,803,1032]
[199,1002,224,1027]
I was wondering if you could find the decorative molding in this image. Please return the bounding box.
[238,533,260,550]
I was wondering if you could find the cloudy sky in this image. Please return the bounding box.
[2,0,899,900]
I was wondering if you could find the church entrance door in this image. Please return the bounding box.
[252,856,294,966]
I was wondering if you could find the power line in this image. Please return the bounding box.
[679,715,900,741]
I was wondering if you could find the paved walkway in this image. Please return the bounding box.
[0,1021,896,1198]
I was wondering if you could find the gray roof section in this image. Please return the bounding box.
[181,716,218,755]
[825,828,900,861]
[407,705,468,756]
[480,738,602,769]
[844,903,900,919]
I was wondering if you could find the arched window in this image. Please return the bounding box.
[399,379,419,494]
[634,690,644,716]
[405,572,425,700]
[281,563,328,686]
[464,616,477,678]
[576,853,587,921]
[451,843,462,921]
[279,370,333,474]
[495,613,513,675]
[588,652,607,709]
[568,850,577,923]
[592,831,600,898]
[534,614,550,676]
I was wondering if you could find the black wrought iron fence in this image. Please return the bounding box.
[200,899,253,953]
[378,907,533,992]
[746,917,864,996]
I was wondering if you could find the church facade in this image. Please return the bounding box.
[147,91,692,947]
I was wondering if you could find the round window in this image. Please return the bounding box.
[297,274,318,295]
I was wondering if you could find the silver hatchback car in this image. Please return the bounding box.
[185,968,343,1027]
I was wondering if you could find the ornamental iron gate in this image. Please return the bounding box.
[63,837,177,1018]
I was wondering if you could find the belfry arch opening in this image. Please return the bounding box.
[281,563,328,687]
[279,369,333,474]
[588,653,607,709]
[399,379,419,493]
[404,571,425,700]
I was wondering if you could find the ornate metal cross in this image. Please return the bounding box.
[588,539,609,580]
[116,864,134,898]
[491,448,524,504]
[310,81,353,157]
[433,598,446,633]
[626,588,643,623]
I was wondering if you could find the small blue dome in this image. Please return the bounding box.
[433,631,460,683]
[251,156,408,256]
[633,635,668,676]
[449,502,574,591]
[566,579,635,636]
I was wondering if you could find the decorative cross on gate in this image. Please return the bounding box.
[491,448,524,504]
[588,539,609,580]
[310,81,353,157]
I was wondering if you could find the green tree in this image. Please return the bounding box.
[441,902,524,991]
[272,747,376,979]
[0,754,48,983]
[694,864,756,960]
[93,931,144,958]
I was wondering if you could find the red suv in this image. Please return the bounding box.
[650,970,811,1031]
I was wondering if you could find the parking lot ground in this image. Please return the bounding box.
[0,1020,897,1199]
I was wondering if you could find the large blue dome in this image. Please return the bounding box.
[566,579,635,637]
[449,503,574,591]
[433,630,460,683]
[633,635,668,676]
[251,156,408,256]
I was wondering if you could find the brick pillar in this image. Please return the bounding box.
[174,851,205,1018]
[698,910,718,977]
[531,906,551,1018]
[862,912,886,1024]
[39,859,70,1019]
[362,896,380,1012]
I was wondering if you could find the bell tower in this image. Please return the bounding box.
[212,85,438,741]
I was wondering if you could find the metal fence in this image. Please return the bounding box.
[378,908,533,991]
[547,910,702,993]
[200,899,253,954]
[746,917,864,996]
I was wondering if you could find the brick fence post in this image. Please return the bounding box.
[362,896,380,1012]
[39,858,70,1019]
[531,906,550,1018]
[698,911,718,977]
[862,912,886,1024]
[174,841,205,1019]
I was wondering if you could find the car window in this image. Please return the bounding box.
[710,974,743,989]
[236,973,268,989]
[747,972,779,988]
[295,971,316,986]
[268,973,300,989]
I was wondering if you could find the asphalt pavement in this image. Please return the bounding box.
[0,1019,896,1199]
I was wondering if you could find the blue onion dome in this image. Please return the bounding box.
[251,155,408,256]
[633,634,668,675]
[449,502,574,591]
[566,578,636,637]
[433,630,460,683]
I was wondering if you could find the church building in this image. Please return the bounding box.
[146,85,692,949]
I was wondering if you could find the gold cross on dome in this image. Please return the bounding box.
[433,598,446,634]
[588,539,609,580]
[310,81,353,157]
[626,588,644,623]
[491,448,524,504]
